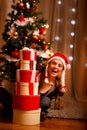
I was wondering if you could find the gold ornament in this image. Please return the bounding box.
[19,2,24,7]
[12,31,18,37]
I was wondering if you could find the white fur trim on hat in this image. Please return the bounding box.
[47,56,66,70]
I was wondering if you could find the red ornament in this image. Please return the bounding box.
[42,44,47,50]
[31,43,36,49]
[39,27,46,35]
[19,15,25,22]
[11,50,20,58]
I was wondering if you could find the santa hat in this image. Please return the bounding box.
[44,52,71,93]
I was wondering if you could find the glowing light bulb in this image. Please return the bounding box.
[71,20,76,25]
[54,36,60,41]
[70,32,75,37]
[57,0,62,5]
[85,63,87,67]
[71,8,76,12]
[57,18,61,22]
[69,44,74,48]
[68,56,73,61]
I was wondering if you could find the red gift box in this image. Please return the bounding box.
[20,47,36,61]
[12,95,40,110]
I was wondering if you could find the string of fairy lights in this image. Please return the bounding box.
[55,0,87,68]
[55,0,77,62]
[69,2,76,62]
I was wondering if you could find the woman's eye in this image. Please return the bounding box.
[51,61,56,65]
[58,64,62,67]
[58,64,63,69]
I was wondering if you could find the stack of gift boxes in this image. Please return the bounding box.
[12,47,41,125]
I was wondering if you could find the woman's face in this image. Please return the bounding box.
[48,59,64,78]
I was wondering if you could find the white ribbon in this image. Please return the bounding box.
[31,70,36,83]
[30,49,35,60]
[34,83,39,95]
[33,61,36,70]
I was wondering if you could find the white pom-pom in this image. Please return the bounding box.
[44,78,49,83]
[60,86,67,93]
[66,64,71,69]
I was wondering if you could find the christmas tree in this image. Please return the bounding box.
[0,0,53,82]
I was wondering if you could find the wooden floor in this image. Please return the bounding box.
[0,118,87,130]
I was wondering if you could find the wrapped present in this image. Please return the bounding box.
[16,82,39,95]
[16,70,39,83]
[20,47,36,61]
[13,95,40,110]
[13,108,41,125]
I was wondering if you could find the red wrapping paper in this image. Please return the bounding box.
[16,70,39,83]
[13,95,40,110]
[20,47,37,61]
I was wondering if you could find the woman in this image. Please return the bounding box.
[38,52,71,121]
